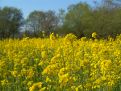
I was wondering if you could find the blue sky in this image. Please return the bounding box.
[0,0,96,18]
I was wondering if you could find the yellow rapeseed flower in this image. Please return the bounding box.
[92,32,97,38]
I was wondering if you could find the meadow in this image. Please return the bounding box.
[1,33,121,91]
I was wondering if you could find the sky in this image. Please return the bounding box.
[0,0,96,18]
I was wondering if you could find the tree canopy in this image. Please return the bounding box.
[1,1,121,39]
[0,7,23,38]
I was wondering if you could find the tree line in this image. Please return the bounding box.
[0,0,121,39]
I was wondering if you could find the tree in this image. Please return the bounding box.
[88,0,121,38]
[58,1,121,38]
[58,9,66,27]
[0,7,23,38]
[25,11,45,37]
[102,0,121,8]
[44,10,59,34]
[61,3,91,38]
[26,10,59,37]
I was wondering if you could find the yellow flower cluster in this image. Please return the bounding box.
[1,33,121,91]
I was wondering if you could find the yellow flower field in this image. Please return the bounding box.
[1,33,121,91]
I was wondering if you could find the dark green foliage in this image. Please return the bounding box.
[0,7,23,39]
[25,10,59,37]
[1,1,121,39]
[60,1,121,38]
